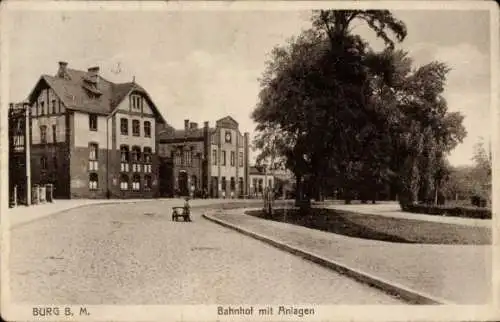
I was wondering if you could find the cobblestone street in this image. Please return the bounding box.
[9,201,402,305]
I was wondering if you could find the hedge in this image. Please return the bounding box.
[401,203,492,219]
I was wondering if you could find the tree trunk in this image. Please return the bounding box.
[434,181,439,206]
[295,175,302,206]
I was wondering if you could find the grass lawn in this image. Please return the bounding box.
[245,208,490,245]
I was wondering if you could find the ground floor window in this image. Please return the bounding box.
[230,177,235,191]
[239,177,244,194]
[132,174,141,191]
[144,175,152,191]
[120,174,129,190]
[89,173,98,190]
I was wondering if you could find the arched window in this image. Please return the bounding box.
[131,146,141,172]
[221,177,227,191]
[132,174,141,191]
[239,177,244,195]
[144,175,152,191]
[230,177,235,191]
[120,174,129,191]
[120,145,129,172]
[143,147,152,173]
[89,173,98,190]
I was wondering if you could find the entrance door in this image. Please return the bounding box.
[178,171,188,196]
[159,159,173,197]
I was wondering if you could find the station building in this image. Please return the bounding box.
[157,116,250,198]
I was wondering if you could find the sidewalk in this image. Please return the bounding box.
[315,202,491,228]
[204,208,492,305]
[4,199,154,228]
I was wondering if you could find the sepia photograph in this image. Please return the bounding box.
[1,1,498,321]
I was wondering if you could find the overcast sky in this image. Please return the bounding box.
[5,5,493,166]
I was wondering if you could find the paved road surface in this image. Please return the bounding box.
[9,201,403,305]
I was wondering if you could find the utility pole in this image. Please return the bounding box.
[24,102,31,206]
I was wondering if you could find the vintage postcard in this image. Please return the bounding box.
[1,1,498,321]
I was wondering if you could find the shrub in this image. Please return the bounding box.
[401,203,491,219]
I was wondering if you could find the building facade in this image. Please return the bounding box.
[22,61,166,199]
[249,166,274,198]
[157,116,250,198]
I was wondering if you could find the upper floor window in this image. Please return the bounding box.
[230,151,235,166]
[225,131,232,143]
[174,150,182,166]
[184,149,192,166]
[40,156,48,171]
[52,100,56,114]
[144,121,151,138]
[52,125,57,144]
[89,114,98,131]
[132,120,140,136]
[58,101,62,114]
[221,150,226,166]
[40,102,45,116]
[239,151,244,167]
[120,118,128,135]
[131,95,143,110]
[212,150,217,165]
[40,125,47,144]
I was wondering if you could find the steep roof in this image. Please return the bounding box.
[27,66,165,123]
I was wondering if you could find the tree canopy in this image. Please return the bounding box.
[252,10,467,206]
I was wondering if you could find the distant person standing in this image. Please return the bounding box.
[190,184,195,199]
[222,190,226,199]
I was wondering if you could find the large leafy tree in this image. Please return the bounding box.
[253,10,466,208]
[253,10,407,205]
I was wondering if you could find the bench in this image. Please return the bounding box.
[172,206,191,222]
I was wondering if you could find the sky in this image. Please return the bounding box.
[5,5,494,167]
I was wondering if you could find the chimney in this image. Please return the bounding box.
[57,61,68,78]
[88,66,100,83]
[190,122,198,129]
[184,119,189,131]
[88,66,99,74]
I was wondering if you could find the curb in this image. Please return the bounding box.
[202,212,454,305]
